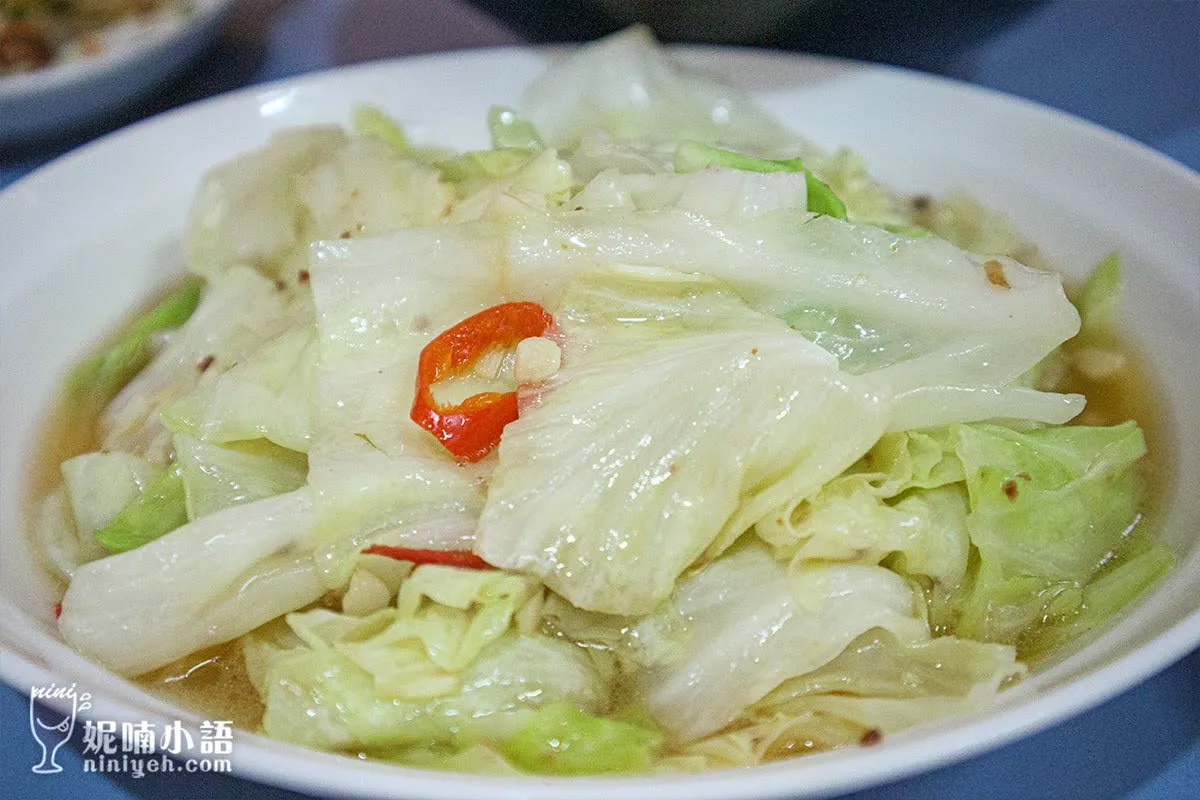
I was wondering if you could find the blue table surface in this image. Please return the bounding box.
[2,1,1197,798]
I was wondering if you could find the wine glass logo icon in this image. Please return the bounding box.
[29,683,91,774]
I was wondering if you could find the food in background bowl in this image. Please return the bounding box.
[0,0,196,75]
[0,0,233,141]
[25,28,1180,776]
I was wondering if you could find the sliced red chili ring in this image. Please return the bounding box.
[362,544,492,570]
[411,301,553,462]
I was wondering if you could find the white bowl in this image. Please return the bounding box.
[0,0,236,142]
[1,46,1198,800]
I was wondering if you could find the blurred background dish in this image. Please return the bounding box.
[0,0,235,142]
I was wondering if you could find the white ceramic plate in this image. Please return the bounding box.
[0,0,235,141]
[1,46,1198,800]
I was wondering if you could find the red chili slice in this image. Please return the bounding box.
[411,301,553,462]
[362,544,493,570]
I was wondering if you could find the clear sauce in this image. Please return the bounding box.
[1058,337,1174,511]
[139,641,265,730]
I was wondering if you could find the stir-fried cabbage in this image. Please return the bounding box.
[477,267,886,614]
[665,628,1023,769]
[44,26,1172,777]
[247,570,607,751]
[629,544,931,741]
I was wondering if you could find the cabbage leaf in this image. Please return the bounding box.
[503,211,1083,433]
[253,604,609,752]
[488,106,545,151]
[571,167,809,220]
[668,629,1022,767]
[332,565,539,699]
[67,277,203,403]
[672,140,846,219]
[1071,251,1122,339]
[501,702,662,775]
[173,434,307,520]
[306,227,505,584]
[100,266,298,463]
[759,419,1161,648]
[33,489,101,580]
[161,325,317,453]
[762,479,971,588]
[629,544,929,741]
[477,267,886,614]
[444,148,575,223]
[59,488,323,676]
[521,25,797,150]
[92,463,188,553]
[185,126,348,279]
[306,433,486,589]
[186,126,451,280]
[950,421,1155,644]
[309,226,504,452]
[60,452,160,544]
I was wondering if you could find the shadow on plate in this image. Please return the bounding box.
[332,0,523,64]
[464,0,1042,72]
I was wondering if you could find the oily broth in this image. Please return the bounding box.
[23,278,196,498]
[24,280,192,581]
[138,640,265,731]
[1059,336,1175,514]
[27,275,1176,752]
[27,391,105,522]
